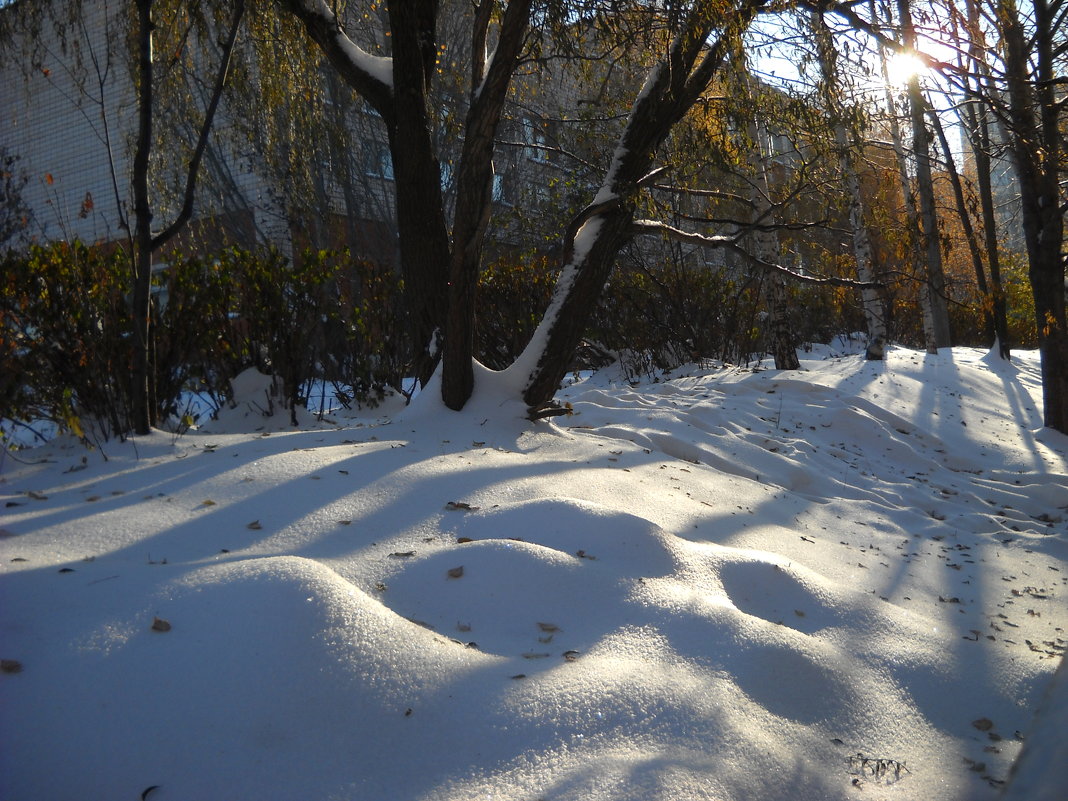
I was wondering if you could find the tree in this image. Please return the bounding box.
[128,0,247,434]
[994,0,1067,429]
[896,0,953,352]
[286,0,840,413]
[821,0,1066,427]
[811,9,888,358]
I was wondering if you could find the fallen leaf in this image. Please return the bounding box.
[522,652,550,659]
[151,617,172,632]
[57,567,75,573]
[457,536,475,544]
[537,622,559,632]
[246,520,263,530]
[27,491,48,501]
[390,551,416,558]
[446,501,479,511]
[447,566,464,579]
[972,718,994,731]
[1,659,23,674]
[510,673,527,680]
[201,499,216,507]
[562,650,580,662]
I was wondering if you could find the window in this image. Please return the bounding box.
[362,141,393,179]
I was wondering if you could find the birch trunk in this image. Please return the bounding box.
[813,10,886,358]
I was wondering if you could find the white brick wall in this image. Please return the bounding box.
[1,0,135,245]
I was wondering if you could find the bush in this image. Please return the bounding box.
[0,242,134,442]
[1,243,409,441]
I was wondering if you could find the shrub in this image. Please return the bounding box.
[0,242,134,442]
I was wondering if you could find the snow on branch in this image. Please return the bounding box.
[284,0,393,102]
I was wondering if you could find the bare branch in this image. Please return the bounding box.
[632,219,882,289]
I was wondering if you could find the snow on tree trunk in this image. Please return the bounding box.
[514,2,767,409]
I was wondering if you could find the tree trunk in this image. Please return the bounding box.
[282,0,451,388]
[131,0,155,436]
[386,1,452,387]
[813,10,886,358]
[898,0,951,353]
[968,102,1010,357]
[441,0,531,411]
[519,1,766,408]
[1000,0,1067,430]
[960,0,1009,357]
[744,113,798,370]
[927,107,994,346]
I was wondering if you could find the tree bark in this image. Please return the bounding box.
[999,0,1067,430]
[441,0,532,410]
[130,0,155,436]
[897,0,951,353]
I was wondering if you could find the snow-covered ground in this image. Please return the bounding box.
[2,343,1066,801]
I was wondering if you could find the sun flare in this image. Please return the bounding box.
[885,51,927,85]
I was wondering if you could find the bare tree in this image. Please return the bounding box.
[129,0,247,434]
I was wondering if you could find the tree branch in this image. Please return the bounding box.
[632,219,883,289]
[153,0,246,250]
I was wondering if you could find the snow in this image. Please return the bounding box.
[2,343,1067,801]
[301,0,393,91]
[505,217,603,389]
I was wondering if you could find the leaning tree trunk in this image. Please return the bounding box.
[517,1,767,409]
[927,107,997,349]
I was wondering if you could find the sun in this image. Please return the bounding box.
[885,51,928,86]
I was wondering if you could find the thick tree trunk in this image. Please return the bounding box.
[283,0,451,388]
[387,1,451,387]
[1000,0,1067,430]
